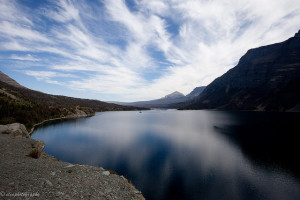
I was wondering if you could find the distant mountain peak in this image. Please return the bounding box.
[0,71,25,88]
[163,91,185,99]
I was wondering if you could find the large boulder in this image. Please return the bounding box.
[0,123,30,138]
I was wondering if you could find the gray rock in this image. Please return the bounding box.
[64,164,75,168]
[104,188,112,194]
[102,171,110,176]
[56,191,64,197]
[36,140,45,152]
[45,179,53,187]
[0,123,30,138]
[134,190,142,194]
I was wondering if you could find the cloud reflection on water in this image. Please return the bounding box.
[32,110,300,200]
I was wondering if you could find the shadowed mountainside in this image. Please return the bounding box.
[184,30,300,111]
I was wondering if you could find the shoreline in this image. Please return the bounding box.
[28,113,95,135]
[0,120,145,200]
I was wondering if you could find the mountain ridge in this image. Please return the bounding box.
[184,30,300,111]
[110,87,206,109]
[0,71,25,89]
[162,91,185,99]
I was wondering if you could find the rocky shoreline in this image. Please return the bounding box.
[28,109,95,135]
[0,123,145,200]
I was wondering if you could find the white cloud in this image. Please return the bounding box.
[22,70,77,86]
[22,70,77,79]
[0,40,29,51]
[45,0,79,23]
[9,54,40,61]
[0,21,50,43]
[0,0,300,101]
[0,0,32,25]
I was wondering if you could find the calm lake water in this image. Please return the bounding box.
[32,110,300,200]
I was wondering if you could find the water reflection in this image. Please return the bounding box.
[32,110,300,200]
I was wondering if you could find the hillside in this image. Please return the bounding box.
[184,30,300,111]
[0,72,143,129]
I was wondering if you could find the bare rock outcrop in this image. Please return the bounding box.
[0,123,30,138]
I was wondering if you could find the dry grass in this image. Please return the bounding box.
[29,148,41,159]
[129,180,136,191]
[2,130,10,134]
[128,181,145,200]
[139,196,145,200]
[108,169,118,175]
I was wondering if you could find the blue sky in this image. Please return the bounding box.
[0,0,299,102]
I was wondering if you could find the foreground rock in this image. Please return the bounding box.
[0,126,144,200]
[0,123,30,138]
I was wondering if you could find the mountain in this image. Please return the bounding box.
[112,91,186,108]
[0,71,143,129]
[185,30,300,111]
[113,88,206,109]
[163,91,185,99]
[0,71,25,88]
[186,86,206,99]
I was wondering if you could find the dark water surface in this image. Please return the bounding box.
[32,110,300,200]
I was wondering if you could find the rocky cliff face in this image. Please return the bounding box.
[186,31,300,111]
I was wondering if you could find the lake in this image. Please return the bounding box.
[31,110,300,200]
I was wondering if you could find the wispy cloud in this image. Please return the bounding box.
[0,0,299,101]
[0,21,50,42]
[21,70,77,85]
[9,54,40,61]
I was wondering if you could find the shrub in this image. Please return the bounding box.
[29,148,41,159]
[2,129,10,134]
[108,169,117,175]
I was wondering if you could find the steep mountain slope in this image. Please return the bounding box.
[0,71,25,88]
[186,86,206,99]
[185,30,300,111]
[0,72,142,128]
